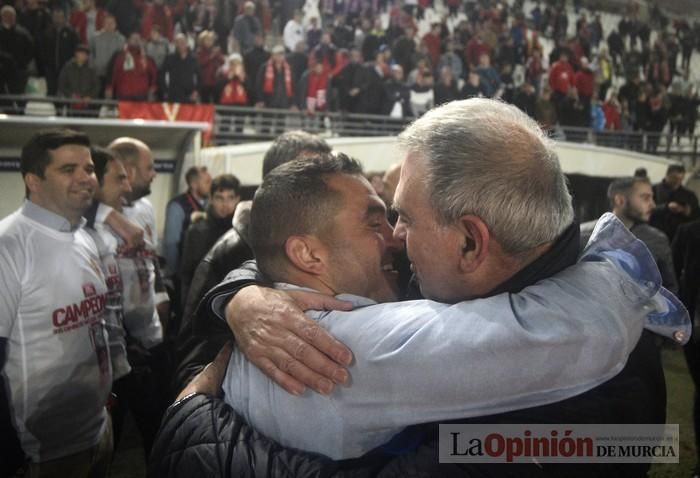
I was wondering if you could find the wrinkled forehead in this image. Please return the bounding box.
[394,153,426,204]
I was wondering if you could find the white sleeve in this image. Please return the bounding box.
[95,203,114,224]
[0,239,22,338]
[327,265,642,431]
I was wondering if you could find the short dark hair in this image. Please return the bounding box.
[666,164,686,175]
[211,173,241,195]
[91,147,119,185]
[21,128,90,180]
[185,166,207,186]
[633,167,648,178]
[250,152,363,279]
[261,131,331,178]
[607,176,651,208]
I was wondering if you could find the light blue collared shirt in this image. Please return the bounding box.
[222,214,689,460]
[21,199,86,233]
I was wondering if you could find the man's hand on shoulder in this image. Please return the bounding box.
[226,286,354,396]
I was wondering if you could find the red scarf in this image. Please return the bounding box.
[220,79,248,105]
[263,60,292,97]
[306,71,328,108]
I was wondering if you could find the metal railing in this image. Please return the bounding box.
[1,94,697,165]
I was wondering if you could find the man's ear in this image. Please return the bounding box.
[613,192,626,210]
[284,235,328,276]
[24,173,42,197]
[456,215,490,273]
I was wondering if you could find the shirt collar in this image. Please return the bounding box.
[21,199,85,233]
[274,282,377,309]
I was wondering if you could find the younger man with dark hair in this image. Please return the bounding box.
[651,164,699,240]
[0,129,113,477]
[180,173,241,304]
[581,176,678,292]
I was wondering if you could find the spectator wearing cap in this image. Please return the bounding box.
[57,44,99,105]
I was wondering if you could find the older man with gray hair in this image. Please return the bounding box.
[233,1,261,53]
[149,99,688,476]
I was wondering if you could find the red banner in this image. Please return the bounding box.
[118,101,215,144]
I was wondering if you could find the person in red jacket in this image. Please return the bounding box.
[308,32,344,79]
[422,22,441,67]
[197,30,224,103]
[141,0,174,42]
[465,30,490,67]
[548,51,575,107]
[219,53,248,135]
[574,56,595,119]
[106,32,158,101]
[602,94,622,130]
[69,0,107,44]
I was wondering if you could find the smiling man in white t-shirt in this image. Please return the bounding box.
[0,129,113,477]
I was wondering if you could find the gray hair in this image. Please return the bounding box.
[398,98,573,255]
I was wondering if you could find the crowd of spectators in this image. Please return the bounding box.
[1,0,700,141]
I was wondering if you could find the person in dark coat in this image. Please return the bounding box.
[673,218,700,478]
[160,33,200,103]
[383,64,411,117]
[243,34,270,105]
[581,176,678,293]
[17,0,50,76]
[40,8,80,96]
[650,164,700,241]
[352,51,386,115]
[0,6,33,95]
[513,81,537,118]
[333,48,363,112]
[180,174,241,309]
[57,44,100,103]
[433,65,460,106]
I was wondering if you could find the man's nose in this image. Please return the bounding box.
[383,222,404,251]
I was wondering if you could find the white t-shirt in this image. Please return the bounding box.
[96,203,162,349]
[124,197,158,250]
[0,207,112,462]
[85,225,132,381]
